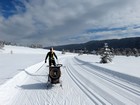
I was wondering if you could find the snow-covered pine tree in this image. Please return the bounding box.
[100,43,114,63]
[62,49,66,54]
[0,41,4,49]
[133,48,139,57]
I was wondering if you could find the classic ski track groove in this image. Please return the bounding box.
[72,57,140,104]
[66,58,124,105]
[74,57,140,96]
[66,66,104,105]
[66,57,140,105]
[1,56,140,105]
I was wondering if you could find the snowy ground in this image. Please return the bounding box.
[0,45,48,85]
[0,45,140,105]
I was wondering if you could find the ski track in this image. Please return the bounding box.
[66,57,140,105]
[0,56,93,105]
[0,55,140,105]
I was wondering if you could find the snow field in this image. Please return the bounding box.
[0,46,140,105]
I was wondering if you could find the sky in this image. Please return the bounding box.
[0,0,140,47]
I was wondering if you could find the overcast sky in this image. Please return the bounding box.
[0,0,140,46]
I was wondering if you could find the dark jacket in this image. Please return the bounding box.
[45,52,57,61]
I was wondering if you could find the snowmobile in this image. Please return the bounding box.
[47,64,63,87]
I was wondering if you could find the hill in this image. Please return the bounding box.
[46,37,140,51]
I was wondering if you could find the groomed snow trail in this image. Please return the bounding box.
[66,57,140,105]
[0,55,93,105]
[0,55,140,105]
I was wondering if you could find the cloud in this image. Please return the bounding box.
[0,0,140,46]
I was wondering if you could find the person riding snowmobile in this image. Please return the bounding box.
[45,47,58,66]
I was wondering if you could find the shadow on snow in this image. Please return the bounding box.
[19,82,53,90]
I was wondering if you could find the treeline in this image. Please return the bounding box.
[96,47,140,57]
[61,47,140,57]
[0,40,43,49]
[51,37,140,56]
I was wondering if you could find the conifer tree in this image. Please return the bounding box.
[100,43,114,63]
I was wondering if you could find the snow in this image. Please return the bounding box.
[0,45,140,105]
[76,55,140,78]
[0,45,48,85]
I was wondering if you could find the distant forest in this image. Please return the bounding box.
[46,37,140,56]
[48,37,140,51]
[1,37,140,56]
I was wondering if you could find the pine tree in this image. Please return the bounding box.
[133,48,139,57]
[100,43,114,63]
[0,41,4,49]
